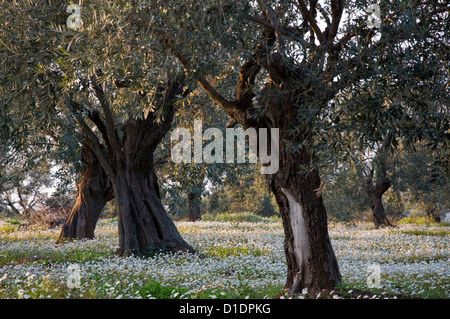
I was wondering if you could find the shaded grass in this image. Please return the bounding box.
[137,280,284,299]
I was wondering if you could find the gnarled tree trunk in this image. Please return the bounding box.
[262,82,341,296]
[114,115,194,256]
[268,162,341,296]
[57,144,113,242]
[71,74,194,257]
[90,77,193,257]
[114,163,193,256]
[170,23,342,295]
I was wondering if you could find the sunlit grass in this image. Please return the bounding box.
[400,229,449,237]
[398,215,450,227]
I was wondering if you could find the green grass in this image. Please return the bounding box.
[201,212,280,223]
[136,280,284,299]
[400,229,450,237]
[205,245,267,258]
[0,219,26,234]
[398,215,450,226]
[1,217,448,299]
[5,219,26,226]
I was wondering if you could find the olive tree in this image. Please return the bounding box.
[0,0,194,255]
[142,0,449,294]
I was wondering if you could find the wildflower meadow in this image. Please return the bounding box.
[0,215,448,300]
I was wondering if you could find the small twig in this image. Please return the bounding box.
[314,180,326,197]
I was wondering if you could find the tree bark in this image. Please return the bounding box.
[57,144,113,242]
[67,73,195,257]
[112,113,194,256]
[81,76,195,257]
[169,29,342,295]
[114,165,193,256]
[268,165,341,296]
[187,192,201,221]
[263,107,341,296]
[367,178,392,227]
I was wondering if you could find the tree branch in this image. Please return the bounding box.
[264,5,286,55]
[16,187,27,211]
[79,119,116,182]
[5,196,21,215]
[295,0,327,45]
[69,100,110,152]
[236,58,260,107]
[248,15,304,43]
[328,0,344,41]
[316,2,331,28]
[374,181,391,197]
[87,109,111,151]
[90,74,123,161]
[170,51,237,116]
[66,98,116,180]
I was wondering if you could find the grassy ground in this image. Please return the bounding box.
[0,214,448,299]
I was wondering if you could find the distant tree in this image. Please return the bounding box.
[157,98,260,221]
[257,195,277,218]
[324,140,448,225]
[0,145,53,217]
[201,168,278,217]
[395,143,450,222]
[322,159,368,222]
[361,139,395,227]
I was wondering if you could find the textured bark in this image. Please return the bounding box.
[268,163,341,296]
[57,144,113,243]
[107,81,194,257]
[170,20,343,294]
[114,165,193,256]
[75,75,194,257]
[262,87,341,295]
[198,51,342,295]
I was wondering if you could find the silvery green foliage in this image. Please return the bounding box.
[0,0,448,196]
[140,0,449,169]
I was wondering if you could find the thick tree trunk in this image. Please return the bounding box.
[254,68,341,296]
[72,74,193,257]
[111,98,194,256]
[367,180,392,227]
[266,150,341,296]
[114,164,194,256]
[172,46,342,294]
[57,145,113,242]
[187,192,201,221]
